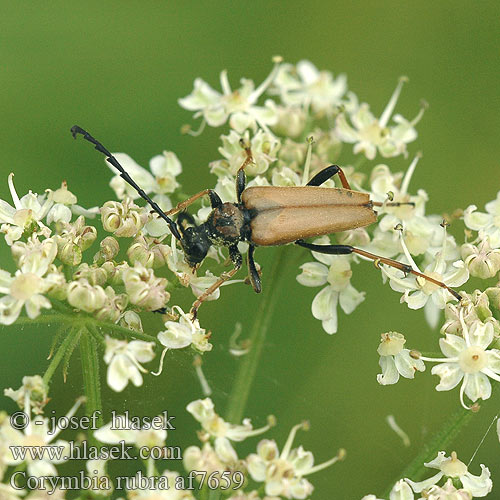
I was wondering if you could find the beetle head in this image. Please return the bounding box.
[177,213,211,268]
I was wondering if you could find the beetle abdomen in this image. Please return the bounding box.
[242,186,377,246]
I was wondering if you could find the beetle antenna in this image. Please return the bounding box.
[70,125,181,241]
[372,201,415,207]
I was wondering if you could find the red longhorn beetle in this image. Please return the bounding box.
[71,126,461,318]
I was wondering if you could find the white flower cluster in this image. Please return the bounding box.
[378,294,500,410]
[362,451,492,499]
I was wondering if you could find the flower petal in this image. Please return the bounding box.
[464,372,491,402]
[431,363,463,391]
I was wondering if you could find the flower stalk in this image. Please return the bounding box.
[225,246,289,424]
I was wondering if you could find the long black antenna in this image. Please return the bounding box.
[71,126,181,240]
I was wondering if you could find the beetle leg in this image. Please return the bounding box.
[190,246,242,318]
[247,244,262,293]
[166,189,222,216]
[307,165,351,189]
[71,126,182,241]
[295,240,462,301]
[236,140,253,203]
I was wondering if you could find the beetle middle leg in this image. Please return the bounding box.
[190,245,243,318]
[307,165,351,189]
[247,244,262,293]
[295,240,462,301]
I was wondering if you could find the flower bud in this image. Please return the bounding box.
[119,310,143,332]
[122,263,169,311]
[473,290,493,322]
[101,200,148,238]
[45,266,68,300]
[461,240,500,279]
[273,105,306,138]
[95,287,128,323]
[67,279,107,313]
[127,235,171,269]
[100,261,133,286]
[93,236,120,265]
[59,240,83,266]
[51,181,78,205]
[485,286,500,311]
[73,263,108,286]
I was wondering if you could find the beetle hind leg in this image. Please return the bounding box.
[295,240,462,301]
[307,164,351,189]
[235,140,254,202]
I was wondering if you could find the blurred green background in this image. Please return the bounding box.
[1,1,500,498]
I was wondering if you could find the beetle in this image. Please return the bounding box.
[71,125,461,317]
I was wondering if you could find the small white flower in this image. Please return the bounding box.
[0,236,58,324]
[0,173,52,244]
[122,262,170,311]
[184,441,236,475]
[157,306,212,354]
[108,150,182,201]
[368,157,437,258]
[464,191,500,248]
[4,375,48,415]
[272,60,348,115]
[103,336,155,392]
[187,397,272,442]
[94,414,166,449]
[336,78,425,160]
[405,451,492,497]
[377,332,425,385]
[425,478,473,500]
[45,180,98,225]
[382,228,468,328]
[210,129,280,177]
[420,314,500,409]
[461,238,500,279]
[0,397,83,477]
[179,57,282,134]
[361,479,414,500]
[297,241,365,334]
[247,422,344,500]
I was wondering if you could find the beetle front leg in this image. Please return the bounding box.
[190,246,243,319]
[307,164,351,189]
[166,189,222,216]
[295,240,462,301]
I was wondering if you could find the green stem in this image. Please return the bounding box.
[225,246,289,424]
[80,328,104,436]
[90,318,159,344]
[3,314,70,326]
[43,327,79,385]
[5,311,159,344]
[381,406,475,498]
